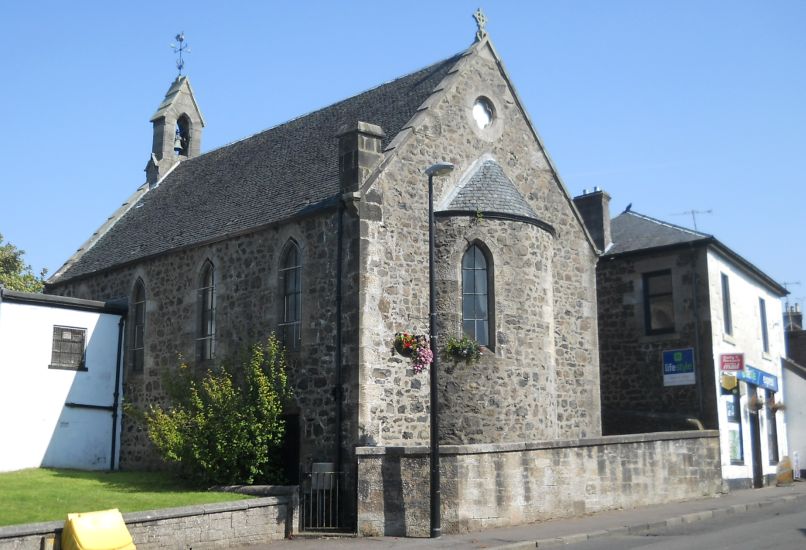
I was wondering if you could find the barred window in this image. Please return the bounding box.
[197,260,216,360]
[132,279,146,372]
[279,243,301,351]
[50,326,86,370]
[462,244,491,347]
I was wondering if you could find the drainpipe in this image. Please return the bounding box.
[691,246,705,423]
[110,316,125,470]
[334,199,344,485]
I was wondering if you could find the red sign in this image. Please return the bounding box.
[720,353,745,372]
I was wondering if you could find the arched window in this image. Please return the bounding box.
[279,243,301,351]
[462,244,491,347]
[197,260,216,360]
[131,279,146,373]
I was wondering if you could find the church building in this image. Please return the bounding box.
[44,16,718,535]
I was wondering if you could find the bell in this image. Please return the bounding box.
[173,134,184,153]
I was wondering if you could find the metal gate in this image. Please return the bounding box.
[300,463,343,531]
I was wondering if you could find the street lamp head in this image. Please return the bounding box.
[425,162,454,177]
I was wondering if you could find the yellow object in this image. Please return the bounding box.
[61,508,136,550]
[720,374,738,391]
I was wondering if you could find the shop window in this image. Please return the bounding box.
[727,392,744,465]
[766,390,779,464]
[643,270,675,335]
[50,326,87,371]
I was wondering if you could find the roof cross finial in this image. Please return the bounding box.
[171,32,190,76]
[473,8,488,42]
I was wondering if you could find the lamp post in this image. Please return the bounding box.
[424,161,454,538]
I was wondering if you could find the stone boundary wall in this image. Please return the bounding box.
[356,431,722,537]
[0,490,298,550]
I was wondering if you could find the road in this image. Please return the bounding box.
[563,503,806,550]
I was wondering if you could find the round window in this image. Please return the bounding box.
[472,97,495,129]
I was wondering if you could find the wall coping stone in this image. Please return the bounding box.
[355,430,720,457]
[0,495,290,540]
[211,484,297,497]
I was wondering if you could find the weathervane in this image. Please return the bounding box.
[171,32,190,75]
[473,8,488,42]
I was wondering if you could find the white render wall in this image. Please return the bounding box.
[782,362,806,475]
[0,298,123,472]
[706,248,787,483]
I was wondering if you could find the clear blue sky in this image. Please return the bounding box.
[1,1,804,306]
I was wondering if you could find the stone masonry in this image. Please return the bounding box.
[356,431,722,537]
[597,246,719,433]
[51,212,347,471]
[356,39,601,448]
[47,33,604,531]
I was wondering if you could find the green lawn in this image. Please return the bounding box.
[0,469,253,527]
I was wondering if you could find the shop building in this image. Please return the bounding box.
[576,189,788,489]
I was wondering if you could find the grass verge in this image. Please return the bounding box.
[0,468,252,527]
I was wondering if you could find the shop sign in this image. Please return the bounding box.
[720,353,744,372]
[737,364,778,392]
[662,348,696,386]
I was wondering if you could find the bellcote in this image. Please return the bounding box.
[146,76,205,187]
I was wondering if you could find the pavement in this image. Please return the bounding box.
[242,480,806,549]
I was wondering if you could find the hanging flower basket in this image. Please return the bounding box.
[392,332,432,374]
[748,395,763,412]
[444,335,483,363]
[771,401,786,412]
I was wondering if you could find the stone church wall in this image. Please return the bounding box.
[48,210,350,472]
[356,41,601,447]
[435,217,557,443]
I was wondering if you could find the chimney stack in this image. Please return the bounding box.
[337,121,385,194]
[785,304,803,332]
[573,188,612,252]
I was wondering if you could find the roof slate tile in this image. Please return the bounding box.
[55,54,462,282]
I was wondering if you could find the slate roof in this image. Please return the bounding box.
[606,211,710,256]
[52,54,462,283]
[440,159,538,220]
[607,210,787,296]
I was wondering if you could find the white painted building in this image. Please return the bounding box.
[707,249,788,487]
[782,357,806,477]
[0,288,126,472]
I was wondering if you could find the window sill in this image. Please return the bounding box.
[722,333,736,346]
[762,352,772,361]
[49,364,88,372]
[639,332,679,344]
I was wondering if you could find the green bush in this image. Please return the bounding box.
[143,334,292,486]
